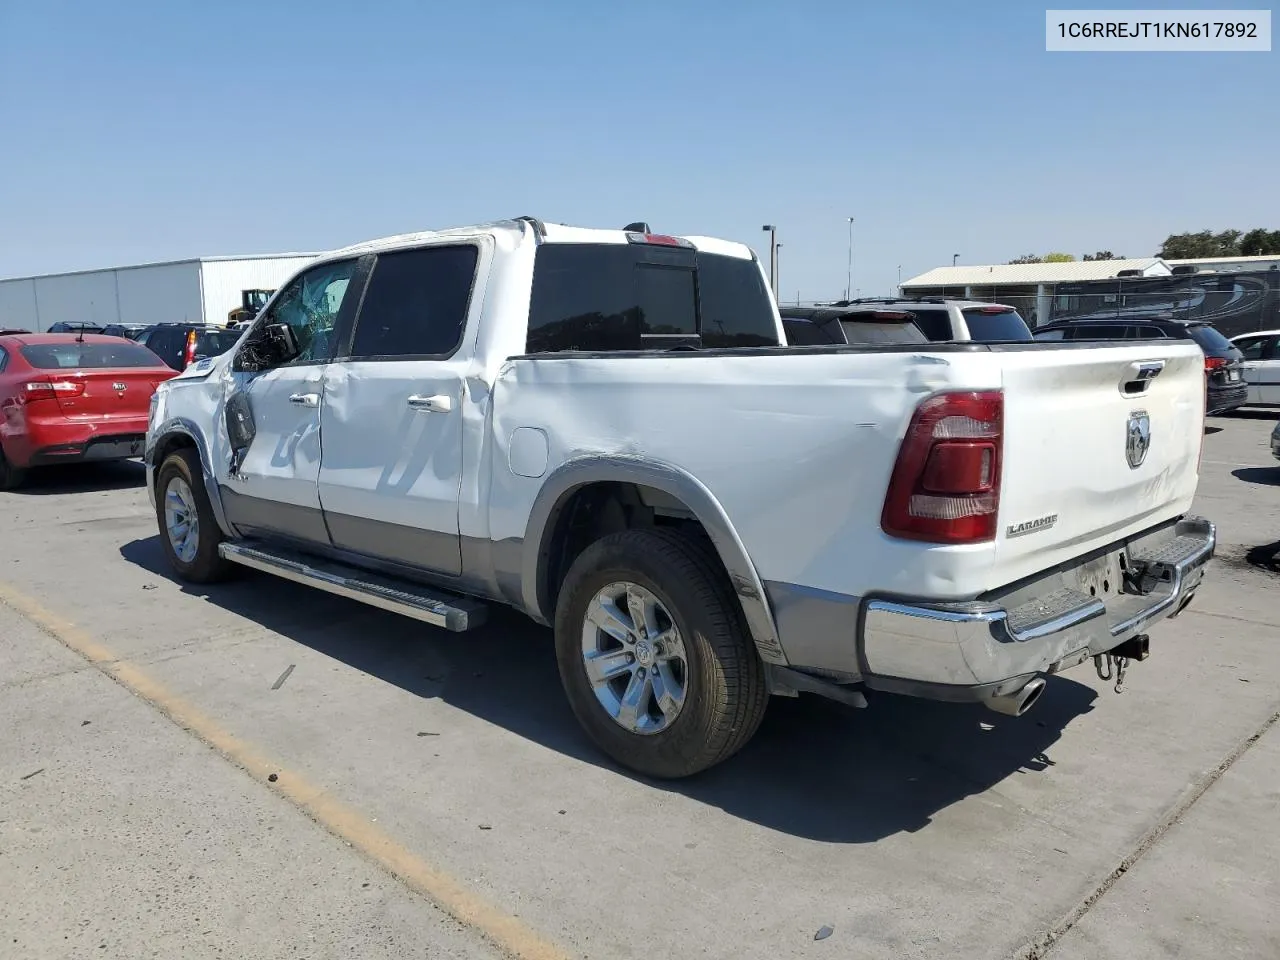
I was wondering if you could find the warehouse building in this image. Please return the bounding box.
[901,254,1280,334]
[0,253,319,332]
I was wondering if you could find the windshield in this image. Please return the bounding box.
[21,342,164,369]
[961,308,1033,342]
[1185,324,1236,356]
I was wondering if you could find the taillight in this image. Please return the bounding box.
[183,330,198,368]
[23,380,85,402]
[1204,356,1228,373]
[881,391,1003,544]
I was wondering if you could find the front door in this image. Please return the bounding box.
[317,242,484,576]
[213,256,365,543]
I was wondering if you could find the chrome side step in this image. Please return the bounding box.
[218,542,487,632]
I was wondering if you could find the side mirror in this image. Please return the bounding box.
[263,322,301,364]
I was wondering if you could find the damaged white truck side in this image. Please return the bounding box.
[146,218,1215,778]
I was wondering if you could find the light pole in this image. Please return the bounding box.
[846,217,855,300]
[776,243,783,301]
[953,253,960,266]
[761,225,777,299]
[897,264,902,293]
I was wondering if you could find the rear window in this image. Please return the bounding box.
[840,320,927,345]
[1185,324,1235,355]
[196,330,243,357]
[960,308,1033,342]
[20,342,163,369]
[526,243,779,353]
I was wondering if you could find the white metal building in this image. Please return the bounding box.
[0,254,319,332]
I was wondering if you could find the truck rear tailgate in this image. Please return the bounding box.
[994,342,1204,583]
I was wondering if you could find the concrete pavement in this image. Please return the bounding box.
[2,410,1278,959]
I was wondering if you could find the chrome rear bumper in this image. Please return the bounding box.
[859,517,1215,700]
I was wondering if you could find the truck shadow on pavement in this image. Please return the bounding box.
[121,535,1098,843]
[1232,467,1279,487]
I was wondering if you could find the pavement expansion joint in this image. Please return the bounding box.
[1012,707,1280,960]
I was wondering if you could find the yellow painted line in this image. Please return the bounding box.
[0,581,570,960]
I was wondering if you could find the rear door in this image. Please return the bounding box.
[995,342,1205,573]
[317,242,484,576]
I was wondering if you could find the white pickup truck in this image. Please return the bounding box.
[145,218,1216,778]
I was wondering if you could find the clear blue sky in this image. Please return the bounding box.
[2,0,1276,300]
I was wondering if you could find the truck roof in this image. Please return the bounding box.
[326,219,756,263]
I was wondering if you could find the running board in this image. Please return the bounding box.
[218,542,488,632]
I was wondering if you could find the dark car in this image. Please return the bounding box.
[827,297,1034,342]
[46,321,104,335]
[100,323,152,341]
[1033,315,1248,416]
[134,323,244,371]
[781,305,929,346]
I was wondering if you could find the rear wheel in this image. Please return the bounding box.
[155,448,233,583]
[0,443,26,491]
[554,528,768,779]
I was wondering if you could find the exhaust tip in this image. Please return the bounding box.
[985,677,1047,718]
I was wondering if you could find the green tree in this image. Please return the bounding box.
[1158,230,1243,259]
[1008,254,1042,264]
[1240,228,1280,256]
[1043,252,1075,263]
[1082,251,1123,261]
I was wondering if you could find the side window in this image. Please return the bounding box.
[1264,337,1280,360]
[526,244,780,354]
[1128,326,1163,338]
[527,244,642,353]
[1077,325,1127,339]
[782,318,836,345]
[263,259,359,363]
[1236,337,1267,360]
[1033,328,1066,341]
[348,246,478,359]
[908,308,953,341]
[0,345,7,372]
[697,254,778,347]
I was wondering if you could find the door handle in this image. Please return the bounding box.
[407,394,452,413]
[289,392,320,407]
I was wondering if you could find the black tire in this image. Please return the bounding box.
[554,528,768,779]
[0,442,26,491]
[154,448,234,583]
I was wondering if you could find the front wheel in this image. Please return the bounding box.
[155,448,234,583]
[554,528,769,779]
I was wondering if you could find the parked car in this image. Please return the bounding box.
[1034,316,1248,416]
[1229,330,1280,406]
[100,323,152,341]
[135,323,244,371]
[146,217,1214,779]
[46,321,104,335]
[0,333,177,489]
[781,305,928,345]
[829,297,1034,342]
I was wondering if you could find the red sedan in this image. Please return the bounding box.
[0,333,177,489]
